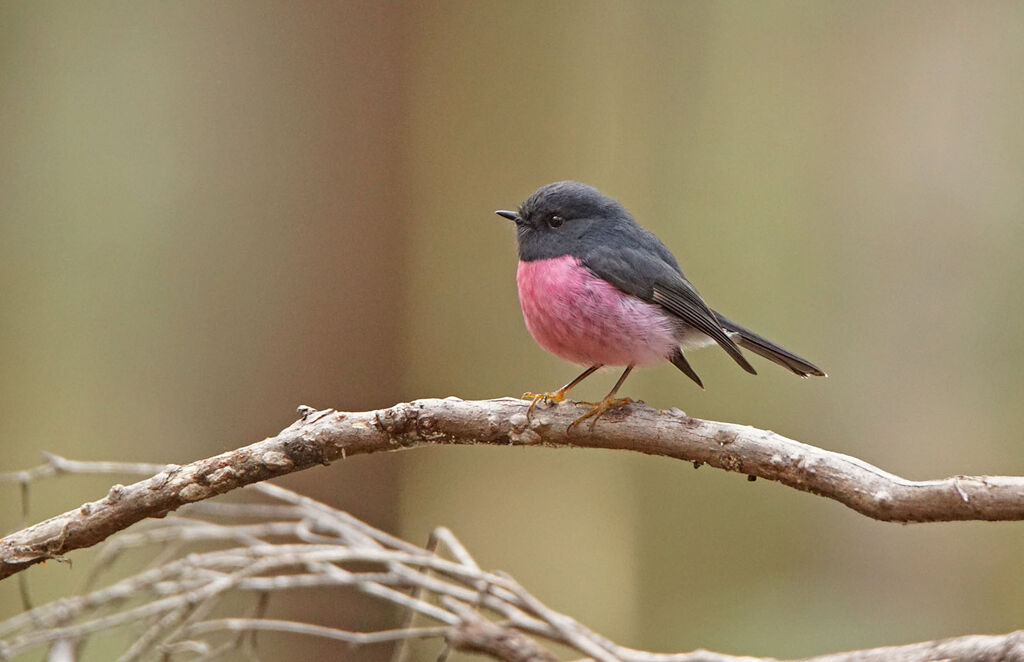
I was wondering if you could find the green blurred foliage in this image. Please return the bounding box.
[2,1,1023,660]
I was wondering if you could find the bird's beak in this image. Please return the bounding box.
[495,210,519,222]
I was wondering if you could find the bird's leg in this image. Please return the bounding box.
[523,365,601,418]
[569,365,635,430]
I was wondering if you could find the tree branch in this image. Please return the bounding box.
[3,397,1024,580]
[0,471,1020,662]
[444,599,559,662]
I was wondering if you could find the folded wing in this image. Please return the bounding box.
[581,243,756,375]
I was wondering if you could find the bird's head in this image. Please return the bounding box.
[495,181,630,261]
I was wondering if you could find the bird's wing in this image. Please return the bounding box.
[581,244,756,374]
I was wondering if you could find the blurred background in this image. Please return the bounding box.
[2,1,1023,659]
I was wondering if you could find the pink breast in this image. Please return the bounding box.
[516,256,678,367]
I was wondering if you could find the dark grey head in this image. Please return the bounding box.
[495,181,639,262]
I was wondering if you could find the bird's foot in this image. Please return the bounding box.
[522,389,567,419]
[568,396,633,431]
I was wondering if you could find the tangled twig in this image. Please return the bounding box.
[0,459,1021,661]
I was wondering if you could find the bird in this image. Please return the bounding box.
[495,181,825,428]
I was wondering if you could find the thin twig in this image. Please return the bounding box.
[0,466,1021,662]
[186,618,450,646]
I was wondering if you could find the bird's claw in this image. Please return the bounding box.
[568,397,633,431]
[522,390,567,419]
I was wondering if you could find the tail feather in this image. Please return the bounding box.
[713,312,827,378]
[668,347,705,389]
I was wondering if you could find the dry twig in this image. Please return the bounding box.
[0,461,1021,662]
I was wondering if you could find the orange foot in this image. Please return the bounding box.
[522,389,567,419]
[568,396,633,431]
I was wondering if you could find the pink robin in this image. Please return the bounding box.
[496,181,825,428]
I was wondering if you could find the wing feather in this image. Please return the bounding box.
[581,242,756,375]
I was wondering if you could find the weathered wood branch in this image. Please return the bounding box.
[3,397,1024,581]
[1,472,1021,662]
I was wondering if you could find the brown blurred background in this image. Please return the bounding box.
[2,1,1023,660]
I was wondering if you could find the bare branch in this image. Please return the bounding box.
[2,398,1024,579]
[444,600,558,662]
[185,618,450,646]
[0,470,1021,662]
[799,632,1024,662]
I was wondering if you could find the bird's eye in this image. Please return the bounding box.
[547,214,564,228]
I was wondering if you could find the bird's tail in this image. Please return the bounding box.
[713,312,827,378]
